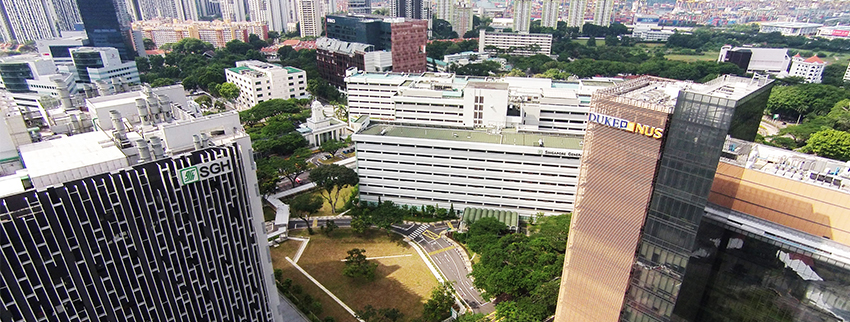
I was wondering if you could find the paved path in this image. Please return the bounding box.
[286,257,365,322]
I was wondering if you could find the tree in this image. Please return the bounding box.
[280,147,311,186]
[195,95,212,107]
[343,248,377,279]
[143,38,157,50]
[372,8,390,15]
[422,282,455,322]
[218,82,240,100]
[357,305,403,322]
[456,313,487,322]
[801,128,850,161]
[586,36,596,47]
[320,139,347,158]
[290,194,324,234]
[529,213,572,252]
[351,215,368,235]
[226,40,254,55]
[150,78,175,87]
[135,57,151,73]
[308,164,359,213]
[321,220,338,236]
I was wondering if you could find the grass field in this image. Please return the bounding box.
[282,185,355,218]
[262,200,277,222]
[272,229,438,322]
[665,51,720,62]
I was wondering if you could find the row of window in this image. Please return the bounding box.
[361,175,575,195]
[360,158,577,178]
[360,191,570,213]
[359,166,576,188]
[357,144,581,162]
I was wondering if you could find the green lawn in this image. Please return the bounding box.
[272,229,439,322]
[665,51,720,62]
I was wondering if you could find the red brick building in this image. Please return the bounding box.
[389,19,428,73]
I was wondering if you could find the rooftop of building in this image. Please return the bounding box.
[358,124,583,150]
[597,75,772,113]
[316,37,374,54]
[720,138,850,194]
[760,21,823,28]
[18,131,126,182]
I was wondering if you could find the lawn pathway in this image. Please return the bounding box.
[286,257,365,322]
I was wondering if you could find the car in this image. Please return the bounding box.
[295,178,302,185]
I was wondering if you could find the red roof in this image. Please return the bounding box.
[281,39,300,46]
[804,55,825,64]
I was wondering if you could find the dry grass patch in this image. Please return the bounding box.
[271,238,357,322]
[292,228,439,321]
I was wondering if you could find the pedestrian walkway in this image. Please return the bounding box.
[408,224,431,239]
[286,257,365,322]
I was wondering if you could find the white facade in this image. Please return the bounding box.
[816,26,850,40]
[844,62,850,83]
[513,0,531,33]
[567,0,587,28]
[632,28,676,42]
[248,0,290,31]
[0,0,60,42]
[225,60,308,110]
[300,100,347,146]
[788,55,826,83]
[479,29,553,56]
[354,124,583,216]
[220,0,249,21]
[541,0,559,28]
[594,0,614,26]
[436,0,453,20]
[718,45,791,75]
[0,55,79,124]
[298,0,322,37]
[70,47,141,86]
[36,35,89,63]
[451,1,474,36]
[345,71,620,135]
[759,22,822,36]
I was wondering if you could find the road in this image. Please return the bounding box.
[391,221,494,314]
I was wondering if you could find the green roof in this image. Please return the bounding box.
[359,125,583,150]
[462,207,519,230]
[227,66,253,73]
[284,66,303,73]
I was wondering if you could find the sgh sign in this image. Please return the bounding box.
[178,159,233,185]
[588,112,664,139]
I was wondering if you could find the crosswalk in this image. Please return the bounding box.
[408,224,430,239]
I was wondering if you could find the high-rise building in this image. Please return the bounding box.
[133,19,269,48]
[0,97,285,321]
[512,0,531,33]
[298,0,322,37]
[50,0,84,32]
[541,0,558,28]
[435,0,453,20]
[247,0,290,31]
[137,0,181,20]
[394,0,423,19]
[593,0,613,26]
[76,0,138,61]
[0,0,61,42]
[316,37,392,88]
[451,1,473,37]
[556,75,775,322]
[566,0,586,27]
[844,61,850,82]
[323,15,427,78]
[220,0,248,22]
[348,0,370,14]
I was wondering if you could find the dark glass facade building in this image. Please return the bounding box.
[0,62,34,93]
[72,50,104,83]
[556,75,776,322]
[326,15,392,50]
[75,0,136,61]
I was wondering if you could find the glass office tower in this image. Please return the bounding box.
[556,75,774,322]
[76,0,136,61]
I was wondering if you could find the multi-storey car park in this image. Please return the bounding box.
[353,124,583,216]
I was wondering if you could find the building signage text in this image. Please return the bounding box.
[178,158,233,185]
[588,112,664,139]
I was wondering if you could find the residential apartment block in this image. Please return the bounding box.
[225,60,308,110]
[132,19,269,48]
[479,29,553,56]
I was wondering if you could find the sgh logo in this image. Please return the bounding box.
[179,166,200,185]
[588,112,664,139]
[177,159,233,185]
